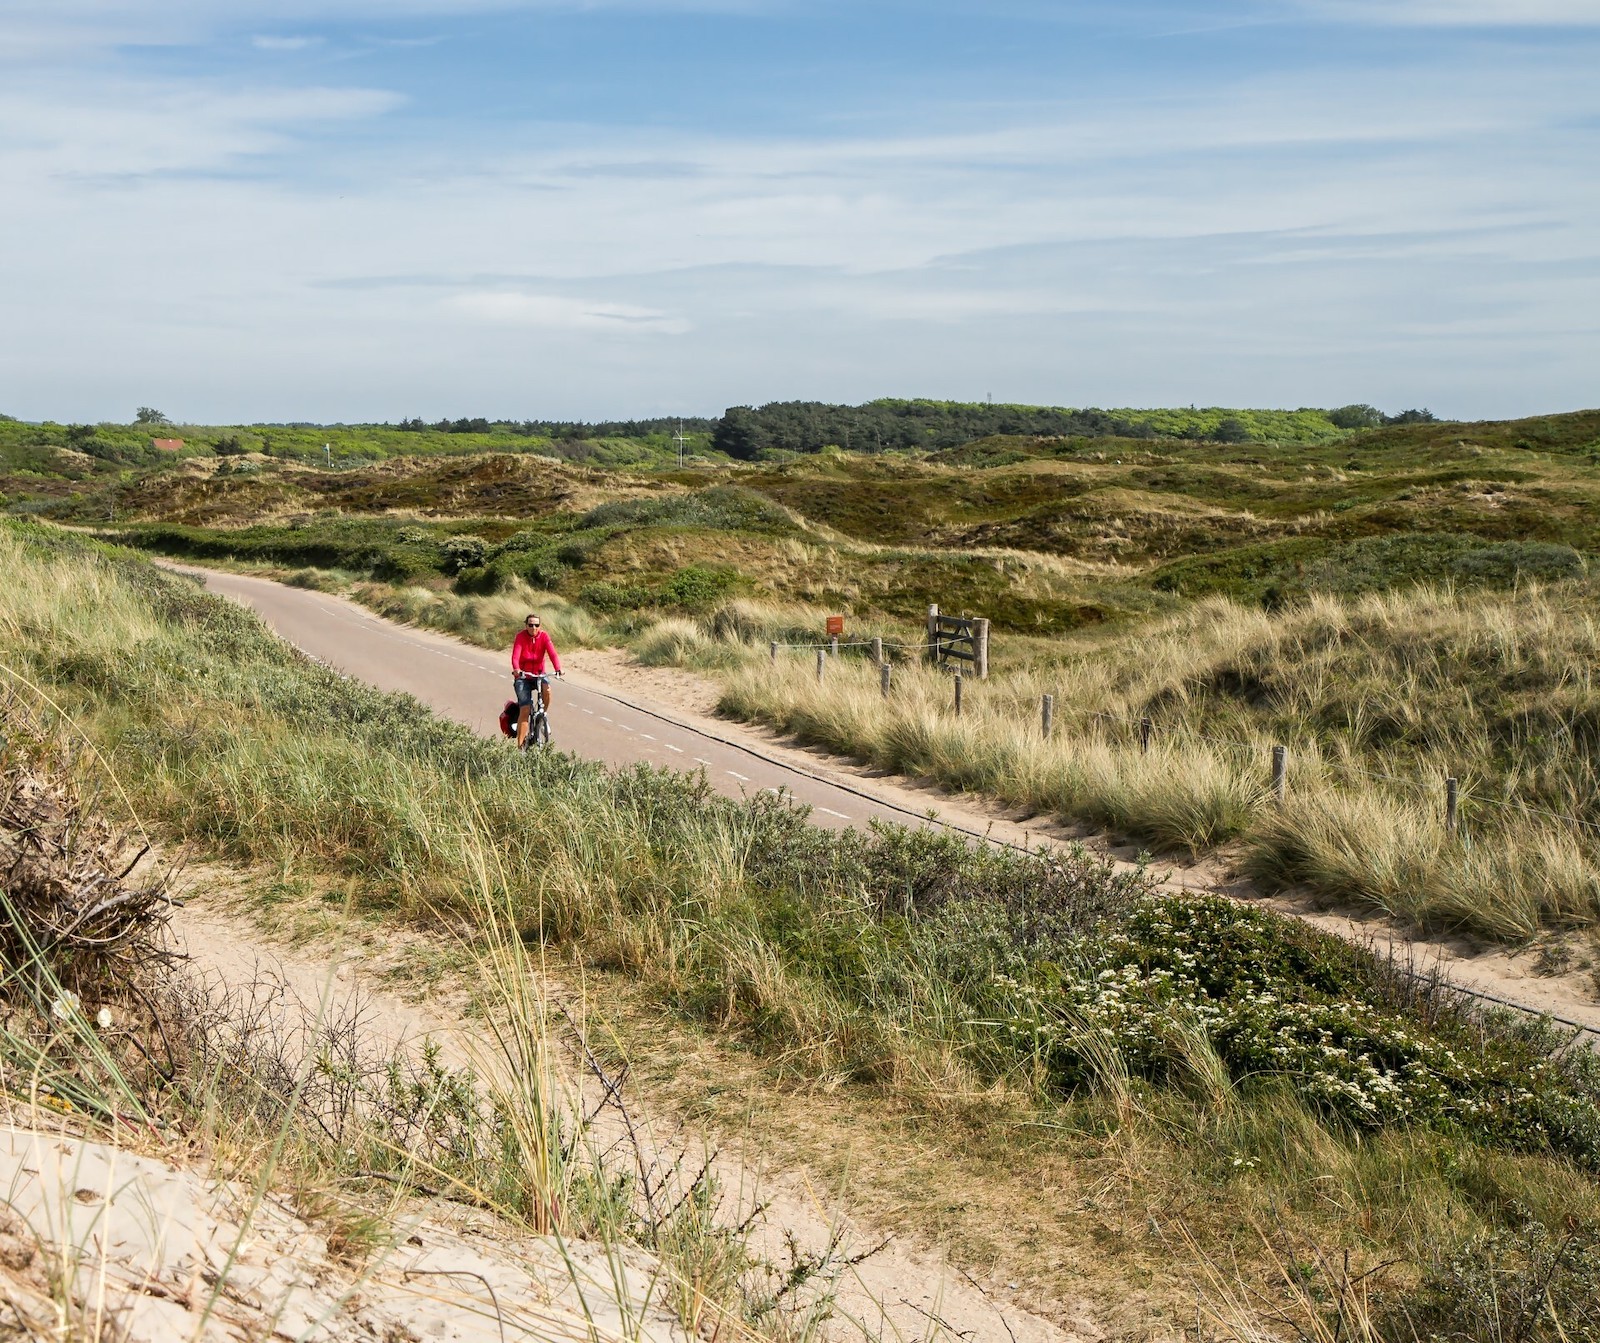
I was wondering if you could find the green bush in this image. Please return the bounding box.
[997,895,1600,1164]
[370,545,442,583]
[1400,1220,1600,1343]
[440,534,488,574]
[578,485,799,536]
[578,580,651,612]
[660,564,738,611]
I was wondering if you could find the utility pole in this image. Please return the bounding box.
[674,420,686,469]
[324,442,332,468]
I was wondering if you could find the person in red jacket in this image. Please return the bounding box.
[511,613,562,746]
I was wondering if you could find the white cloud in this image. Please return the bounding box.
[0,0,778,61]
[0,68,404,183]
[447,292,692,334]
[252,34,323,51]
[1302,0,1600,25]
[0,7,1594,421]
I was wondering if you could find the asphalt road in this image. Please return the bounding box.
[161,564,1600,1038]
[174,566,947,835]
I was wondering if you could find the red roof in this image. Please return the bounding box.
[152,438,184,451]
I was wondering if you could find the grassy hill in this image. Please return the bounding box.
[14,404,1600,938]
[8,517,1600,1338]
[17,406,1596,632]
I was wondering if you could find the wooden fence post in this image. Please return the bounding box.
[1140,717,1152,754]
[872,635,884,665]
[954,669,963,717]
[1271,745,1287,803]
[1445,776,1459,838]
[830,635,839,658]
[974,618,990,680]
[927,604,940,662]
[770,640,778,664]
[816,648,825,682]
[880,662,891,698]
[1041,694,1054,739]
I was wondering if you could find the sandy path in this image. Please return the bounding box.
[169,888,1107,1343]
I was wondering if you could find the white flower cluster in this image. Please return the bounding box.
[991,895,1587,1153]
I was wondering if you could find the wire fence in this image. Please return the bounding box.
[761,636,1600,843]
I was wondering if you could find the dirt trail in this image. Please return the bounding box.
[562,650,1600,1038]
[170,890,1108,1343]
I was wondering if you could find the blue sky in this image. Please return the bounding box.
[2,0,1597,424]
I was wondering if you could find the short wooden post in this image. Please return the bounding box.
[1445,776,1459,838]
[954,669,964,717]
[927,604,940,662]
[1271,745,1287,803]
[830,635,839,658]
[770,640,778,664]
[1041,694,1054,740]
[872,635,884,666]
[1140,717,1152,754]
[816,648,825,682]
[880,662,892,698]
[974,618,990,680]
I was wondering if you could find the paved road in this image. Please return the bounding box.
[164,565,1600,1038]
[174,566,949,835]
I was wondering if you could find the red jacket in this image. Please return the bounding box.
[512,628,561,676]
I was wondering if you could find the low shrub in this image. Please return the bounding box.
[1399,1218,1600,1342]
[579,485,799,536]
[997,895,1600,1164]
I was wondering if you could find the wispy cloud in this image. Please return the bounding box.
[252,34,323,51]
[446,291,692,334]
[0,0,1594,421]
[1301,0,1600,26]
[0,80,405,182]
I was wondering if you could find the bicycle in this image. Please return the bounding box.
[514,672,552,749]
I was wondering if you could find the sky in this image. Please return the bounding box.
[1,0,1597,424]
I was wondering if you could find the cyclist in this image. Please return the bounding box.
[511,613,563,747]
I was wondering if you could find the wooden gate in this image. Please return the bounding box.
[926,605,989,679]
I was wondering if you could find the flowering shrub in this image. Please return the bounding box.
[996,895,1600,1164]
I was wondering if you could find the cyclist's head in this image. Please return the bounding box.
[525,614,541,630]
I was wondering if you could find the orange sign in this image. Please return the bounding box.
[825,615,845,637]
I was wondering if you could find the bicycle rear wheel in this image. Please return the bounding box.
[531,709,551,748]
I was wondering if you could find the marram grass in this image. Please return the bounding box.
[719,582,1600,940]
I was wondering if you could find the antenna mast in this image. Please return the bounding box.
[674,420,687,468]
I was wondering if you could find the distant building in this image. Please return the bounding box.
[152,438,184,451]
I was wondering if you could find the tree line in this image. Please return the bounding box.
[395,416,716,439]
[391,399,1438,457]
[709,400,1155,459]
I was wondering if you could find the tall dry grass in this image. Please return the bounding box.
[359,578,604,652]
[11,522,1600,1337]
[721,582,1600,939]
[0,675,841,1338]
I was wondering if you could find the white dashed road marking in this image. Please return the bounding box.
[818,807,852,820]
[726,771,750,782]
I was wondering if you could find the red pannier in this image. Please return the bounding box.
[498,699,519,738]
